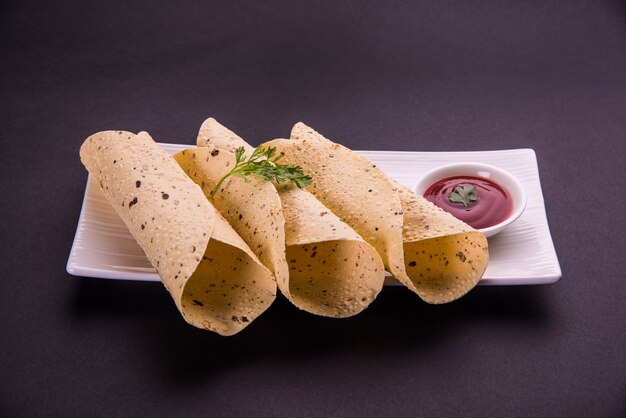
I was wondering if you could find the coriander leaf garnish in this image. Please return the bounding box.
[208,146,312,201]
[448,184,478,207]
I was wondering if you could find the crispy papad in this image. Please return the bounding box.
[80,130,276,335]
[263,122,488,303]
[192,118,385,317]
[393,180,489,303]
[173,147,289,295]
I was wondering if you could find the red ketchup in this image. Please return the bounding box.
[423,175,513,229]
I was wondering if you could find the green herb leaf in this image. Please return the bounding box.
[448,185,479,207]
[208,146,312,201]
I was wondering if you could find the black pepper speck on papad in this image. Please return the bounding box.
[264,123,488,304]
[79,131,276,335]
[192,119,385,317]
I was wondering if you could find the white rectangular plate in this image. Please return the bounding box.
[67,145,561,285]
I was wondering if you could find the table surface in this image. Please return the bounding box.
[1,1,625,417]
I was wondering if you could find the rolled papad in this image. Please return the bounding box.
[263,122,488,304]
[80,130,276,335]
[173,147,290,295]
[191,118,385,317]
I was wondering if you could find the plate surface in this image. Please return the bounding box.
[67,145,561,285]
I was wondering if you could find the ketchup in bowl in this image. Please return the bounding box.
[423,175,513,229]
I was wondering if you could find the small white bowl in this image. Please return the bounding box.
[412,162,527,238]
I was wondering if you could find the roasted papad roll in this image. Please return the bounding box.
[263,123,489,304]
[80,131,276,335]
[190,118,385,317]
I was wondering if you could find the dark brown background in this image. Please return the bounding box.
[1,1,625,416]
